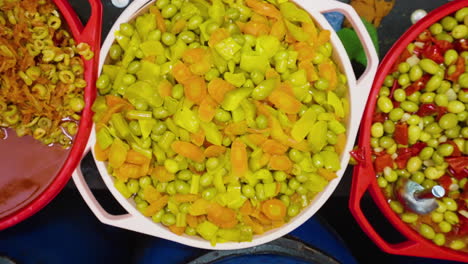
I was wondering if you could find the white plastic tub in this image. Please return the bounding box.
[73,0,378,250]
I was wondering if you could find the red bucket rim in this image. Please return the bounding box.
[0,0,101,230]
[353,0,468,261]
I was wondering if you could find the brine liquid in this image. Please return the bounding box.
[0,128,69,219]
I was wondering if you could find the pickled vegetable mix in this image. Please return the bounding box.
[372,8,468,252]
[0,0,93,147]
[93,0,349,244]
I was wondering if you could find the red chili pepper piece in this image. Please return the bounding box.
[372,111,387,123]
[374,153,393,173]
[436,106,448,121]
[434,39,454,53]
[422,43,444,64]
[391,49,412,72]
[405,74,431,96]
[436,174,453,191]
[350,148,366,163]
[446,57,465,82]
[454,217,468,236]
[394,142,427,169]
[445,156,468,180]
[394,123,408,145]
[389,79,400,100]
[416,103,439,116]
[446,140,462,157]
[453,38,468,52]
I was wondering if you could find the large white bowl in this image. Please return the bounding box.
[73,0,378,250]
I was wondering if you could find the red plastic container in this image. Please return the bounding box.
[0,0,102,230]
[349,0,468,262]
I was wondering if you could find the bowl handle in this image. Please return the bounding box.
[349,162,468,262]
[314,0,379,105]
[72,148,154,236]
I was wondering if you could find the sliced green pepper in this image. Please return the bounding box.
[173,107,200,133]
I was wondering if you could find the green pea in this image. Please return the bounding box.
[153,107,169,119]
[96,74,110,90]
[437,143,453,157]
[431,211,444,223]
[288,178,300,190]
[383,168,398,182]
[174,180,190,194]
[400,101,419,112]
[406,156,422,173]
[424,166,444,180]
[273,171,287,182]
[139,176,152,189]
[425,75,442,92]
[419,92,435,103]
[401,212,418,223]
[407,115,420,126]
[425,122,443,134]
[439,221,452,233]
[122,74,136,85]
[205,68,220,81]
[129,120,142,136]
[179,30,196,43]
[379,136,395,149]
[444,212,459,225]
[161,4,178,18]
[156,0,169,9]
[370,122,384,138]
[152,209,165,223]
[187,15,203,30]
[442,197,458,211]
[214,108,231,122]
[377,96,393,113]
[288,149,304,163]
[461,127,468,138]
[175,170,191,181]
[411,171,425,184]
[442,16,458,31]
[380,87,391,97]
[439,113,458,129]
[377,176,388,188]
[382,120,395,134]
[398,62,410,73]
[119,23,135,37]
[185,226,197,236]
[161,213,176,226]
[200,173,213,187]
[419,224,435,239]
[419,147,434,160]
[202,187,217,200]
[429,23,443,35]
[449,240,466,250]
[407,91,420,103]
[162,32,176,46]
[287,204,300,217]
[255,114,268,129]
[166,182,176,195]
[452,24,467,39]
[433,233,446,246]
[397,73,410,86]
[409,65,423,82]
[419,59,439,75]
[443,49,459,66]
[206,157,219,170]
[436,32,453,42]
[408,125,421,143]
[388,200,404,214]
[314,78,329,90]
[447,100,465,113]
[127,179,140,194]
[164,159,179,174]
[392,89,406,102]
[445,126,460,138]
[459,73,468,88]
[109,44,122,60]
[435,94,448,108]
[136,201,148,212]
[127,60,141,74]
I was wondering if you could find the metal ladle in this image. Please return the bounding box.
[396,179,446,215]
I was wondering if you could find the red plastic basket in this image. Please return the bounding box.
[0,0,102,230]
[349,0,468,262]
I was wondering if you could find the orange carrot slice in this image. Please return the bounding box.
[318,62,337,90]
[151,166,175,182]
[149,6,166,32]
[184,76,207,105]
[204,145,227,157]
[224,121,248,136]
[261,139,288,155]
[207,78,235,104]
[206,202,238,229]
[172,62,193,85]
[245,134,268,146]
[171,141,205,163]
[242,20,270,37]
[198,96,217,122]
[270,19,286,40]
[317,168,338,181]
[94,143,109,161]
[158,79,172,97]
[171,19,186,35]
[144,195,169,217]
[335,133,347,155]
[261,199,287,221]
[190,129,205,147]
[231,138,248,177]
[126,149,151,165]
[245,0,281,19]
[173,194,200,203]
[208,28,230,47]
[268,89,302,114]
[269,155,293,171]
[186,214,198,228]
[168,225,185,235]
